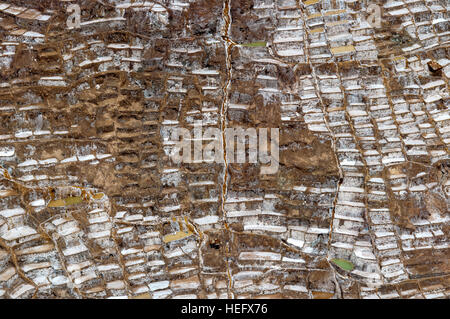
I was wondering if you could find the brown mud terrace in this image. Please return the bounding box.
[0,0,448,299]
